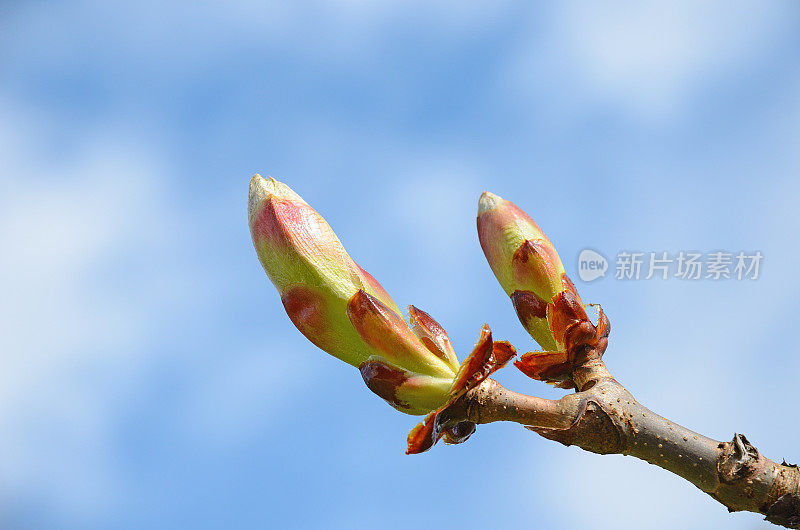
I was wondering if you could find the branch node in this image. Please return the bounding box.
[527,395,630,455]
[718,433,760,484]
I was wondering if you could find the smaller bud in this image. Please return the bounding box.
[477,191,570,350]
[477,191,610,387]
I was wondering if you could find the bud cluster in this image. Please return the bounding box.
[249,175,515,451]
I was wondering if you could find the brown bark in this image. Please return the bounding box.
[446,360,800,528]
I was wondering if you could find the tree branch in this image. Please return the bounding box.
[447,361,800,528]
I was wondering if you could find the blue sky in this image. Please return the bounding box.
[1,2,799,528]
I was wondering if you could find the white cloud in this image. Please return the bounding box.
[0,92,320,523]
[505,1,792,121]
[0,99,190,522]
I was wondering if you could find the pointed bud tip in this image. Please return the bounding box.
[478,190,503,216]
[248,174,305,223]
[248,174,269,219]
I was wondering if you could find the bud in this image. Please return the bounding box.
[249,175,515,431]
[249,174,401,367]
[477,191,609,387]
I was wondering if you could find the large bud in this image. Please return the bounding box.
[249,176,514,439]
[477,191,609,387]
